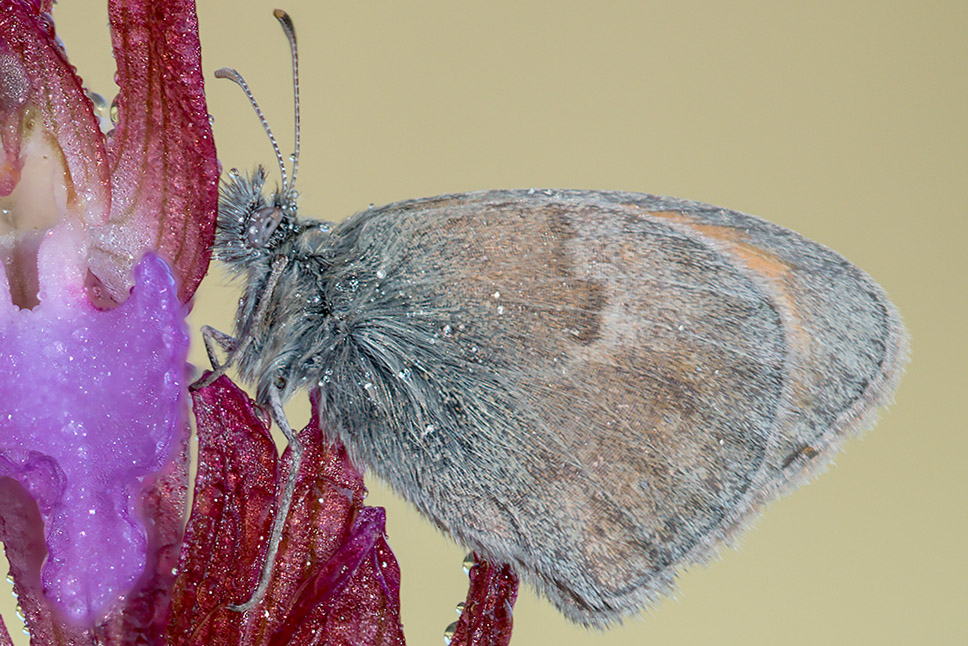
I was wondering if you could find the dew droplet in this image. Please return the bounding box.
[443,621,459,645]
[462,553,476,574]
[87,90,107,116]
[109,96,120,124]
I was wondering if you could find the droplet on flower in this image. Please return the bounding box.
[109,96,120,125]
[443,620,458,645]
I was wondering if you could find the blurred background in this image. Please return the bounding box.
[3,0,964,644]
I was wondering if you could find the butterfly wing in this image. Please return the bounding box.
[313,189,907,626]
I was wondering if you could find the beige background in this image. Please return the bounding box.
[2,1,964,644]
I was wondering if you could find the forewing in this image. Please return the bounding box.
[321,189,906,626]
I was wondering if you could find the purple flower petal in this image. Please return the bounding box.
[0,227,189,622]
[0,437,190,645]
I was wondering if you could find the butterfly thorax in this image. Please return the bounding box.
[214,166,338,406]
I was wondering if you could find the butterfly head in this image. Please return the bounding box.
[214,166,301,270]
[212,9,304,273]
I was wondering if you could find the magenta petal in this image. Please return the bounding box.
[0,443,189,645]
[91,0,219,304]
[261,391,404,646]
[174,380,405,645]
[450,556,519,646]
[0,228,189,622]
[269,506,405,646]
[0,0,111,217]
[98,438,190,645]
[168,375,279,644]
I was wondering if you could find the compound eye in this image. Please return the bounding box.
[245,206,283,248]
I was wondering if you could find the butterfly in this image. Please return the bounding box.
[197,9,907,626]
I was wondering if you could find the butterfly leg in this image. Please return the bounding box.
[204,325,238,367]
[189,325,239,390]
[229,375,304,612]
[191,255,290,390]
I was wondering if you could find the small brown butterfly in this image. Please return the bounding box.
[198,9,907,626]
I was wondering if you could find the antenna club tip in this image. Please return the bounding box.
[273,9,296,36]
[215,67,239,79]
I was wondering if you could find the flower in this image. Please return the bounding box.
[0,0,518,642]
[0,0,216,625]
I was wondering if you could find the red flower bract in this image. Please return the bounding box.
[0,0,217,308]
[93,0,219,304]
[173,377,406,646]
[449,557,519,646]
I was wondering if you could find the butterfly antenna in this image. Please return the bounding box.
[273,9,301,193]
[215,66,289,191]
